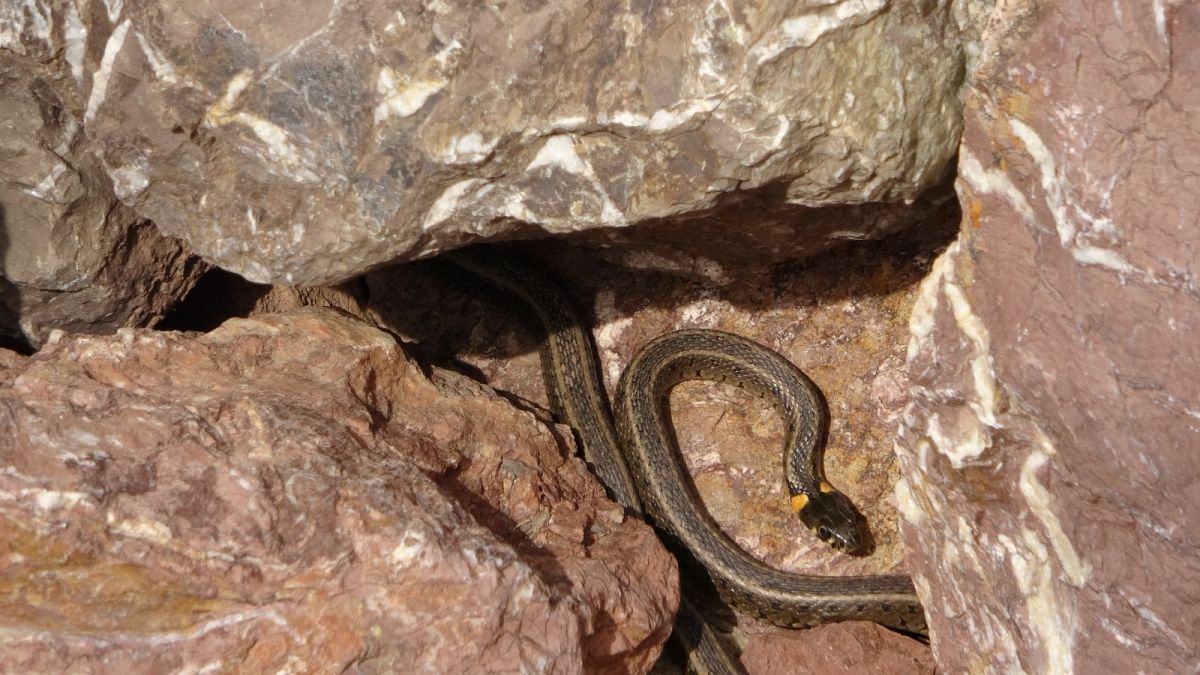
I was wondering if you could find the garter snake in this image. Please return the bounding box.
[446,246,927,672]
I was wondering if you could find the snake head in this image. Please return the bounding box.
[793,488,870,555]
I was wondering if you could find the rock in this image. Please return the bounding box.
[740,622,934,675]
[895,2,1200,672]
[0,309,676,673]
[2,1,968,285]
[0,51,205,347]
[367,206,959,670]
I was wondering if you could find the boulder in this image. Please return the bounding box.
[2,0,967,284]
[895,2,1200,671]
[0,309,677,673]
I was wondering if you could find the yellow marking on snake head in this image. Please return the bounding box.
[819,480,836,493]
[790,494,809,513]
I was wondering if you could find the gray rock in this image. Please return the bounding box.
[4,0,968,285]
[0,50,203,346]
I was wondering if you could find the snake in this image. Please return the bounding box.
[445,246,927,672]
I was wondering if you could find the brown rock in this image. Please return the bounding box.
[896,2,1200,672]
[0,309,676,673]
[0,51,205,347]
[741,622,934,675]
[2,1,968,284]
[0,349,24,386]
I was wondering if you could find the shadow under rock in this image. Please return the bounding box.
[364,174,960,564]
[367,178,961,371]
[0,203,35,355]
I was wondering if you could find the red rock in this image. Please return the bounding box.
[896,2,1200,672]
[0,309,676,673]
[741,622,934,675]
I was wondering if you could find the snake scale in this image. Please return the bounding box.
[446,246,926,673]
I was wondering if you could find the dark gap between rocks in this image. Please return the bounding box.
[156,268,273,333]
[369,186,961,381]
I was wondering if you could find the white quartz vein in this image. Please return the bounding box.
[85,19,132,125]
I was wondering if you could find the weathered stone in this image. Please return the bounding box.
[2,0,968,285]
[740,621,934,675]
[0,51,205,347]
[577,176,958,273]
[367,206,958,670]
[895,2,1199,672]
[0,309,676,673]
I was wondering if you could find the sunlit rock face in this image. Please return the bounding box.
[0,310,677,673]
[1,1,966,285]
[895,2,1200,672]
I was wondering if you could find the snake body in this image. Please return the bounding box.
[446,247,926,670]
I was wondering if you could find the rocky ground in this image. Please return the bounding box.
[2,0,1197,672]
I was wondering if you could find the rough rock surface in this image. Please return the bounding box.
[2,0,967,284]
[0,51,205,347]
[895,2,1200,672]
[367,204,958,670]
[740,622,934,675]
[0,309,676,673]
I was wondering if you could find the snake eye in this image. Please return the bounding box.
[817,526,832,541]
